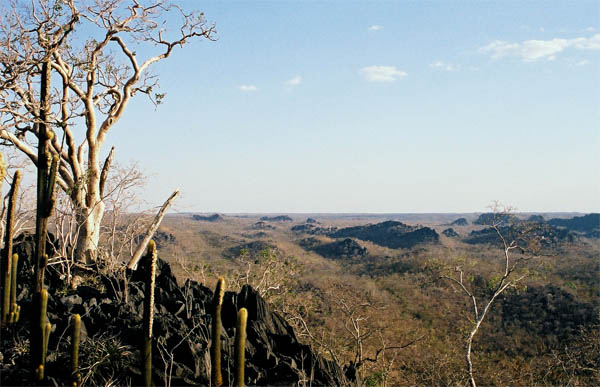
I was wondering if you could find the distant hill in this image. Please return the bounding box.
[192,213,223,222]
[260,215,293,222]
[312,238,368,260]
[330,220,439,249]
[526,215,545,223]
[464,224,575,247]
[473,213,513,226]
[548,213,599,234]
[442,228,459,237]
[450,218,468,226]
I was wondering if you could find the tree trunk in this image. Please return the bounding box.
[74,200,105,264]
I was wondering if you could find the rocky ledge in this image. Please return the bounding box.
[1,236,346,386]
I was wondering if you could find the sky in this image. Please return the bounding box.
[102,0,600,214]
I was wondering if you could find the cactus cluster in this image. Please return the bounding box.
[1,165,251,385]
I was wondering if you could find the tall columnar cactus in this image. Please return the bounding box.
[34,288,50,382]
[234,308,248,387]
[2,170,20,327]
[211,277,225,387]
[8,253,20,324]
[30,153,57,375]
[142,241,157,387]
[71,314,82,387]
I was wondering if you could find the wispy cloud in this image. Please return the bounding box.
[284,75,302,87]
[360,65,407,82]
[480,34,600,62]
[575,59,590,66]
[429,61,460,72]
[239,85,258,92]
[368,25,384,31]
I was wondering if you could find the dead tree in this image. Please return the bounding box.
[0,0,215,263]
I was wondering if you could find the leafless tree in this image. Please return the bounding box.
[441,203,537,387]
[0,0,215,263]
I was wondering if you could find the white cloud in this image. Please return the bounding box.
[368,25,384,31]
[575,59,590,66]
[480,34,600,62]
[360,65,407,82]
[429,61,460,72]
[284,75,302,87]
[239,85,258,92]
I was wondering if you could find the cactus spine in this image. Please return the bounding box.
[211,277,225,387]
[71,314,81,387]
[142,241,157,387]
[234,308,248,387]
[2,170,20,327]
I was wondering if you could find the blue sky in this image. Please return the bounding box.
[106,1,599,213]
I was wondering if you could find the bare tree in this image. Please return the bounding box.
[441,203,538,387]
[0,0,215,263]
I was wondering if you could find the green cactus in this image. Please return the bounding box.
[31,60,57,380]
[71,314,81,387]
[7,253,19,324]
[34,288,49,382]
[2,170,20,327]
[235,308,248,387]
[211,277,225,387]
[142,240,157,387]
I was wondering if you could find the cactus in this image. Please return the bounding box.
[71,314,81,387]
[142,240,157,387]
[211,277,225,387]
[34,288,49,382]
[8,253,20,324]
[234,308,248,387]
[2,170,20,326]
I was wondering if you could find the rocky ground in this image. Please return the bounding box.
[1,235,346,386]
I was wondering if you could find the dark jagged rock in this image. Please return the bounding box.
[192,213,224,222]
[1,249,346,386]
[312,238,368,260]
[442,228,459,237]
[548,213,600,236]
[330,221,439,249]
[225,241,278,259]
[259,215,292,222]
[450,218,468,226]
[473,213,513,226]
[253,221,275,230]
[464,224,576,247]
[292,224,337,235]
[306,218,319,224]
[134,230,176,249]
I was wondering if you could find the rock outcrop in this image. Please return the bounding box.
[192,213,224,222]
[259,215,293,222]
[312,238,368,260]
[330,221,439,249]
[1,236,346,386]
[548,213,600,237]
[442,228,459,237]
[450,218,468,226]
